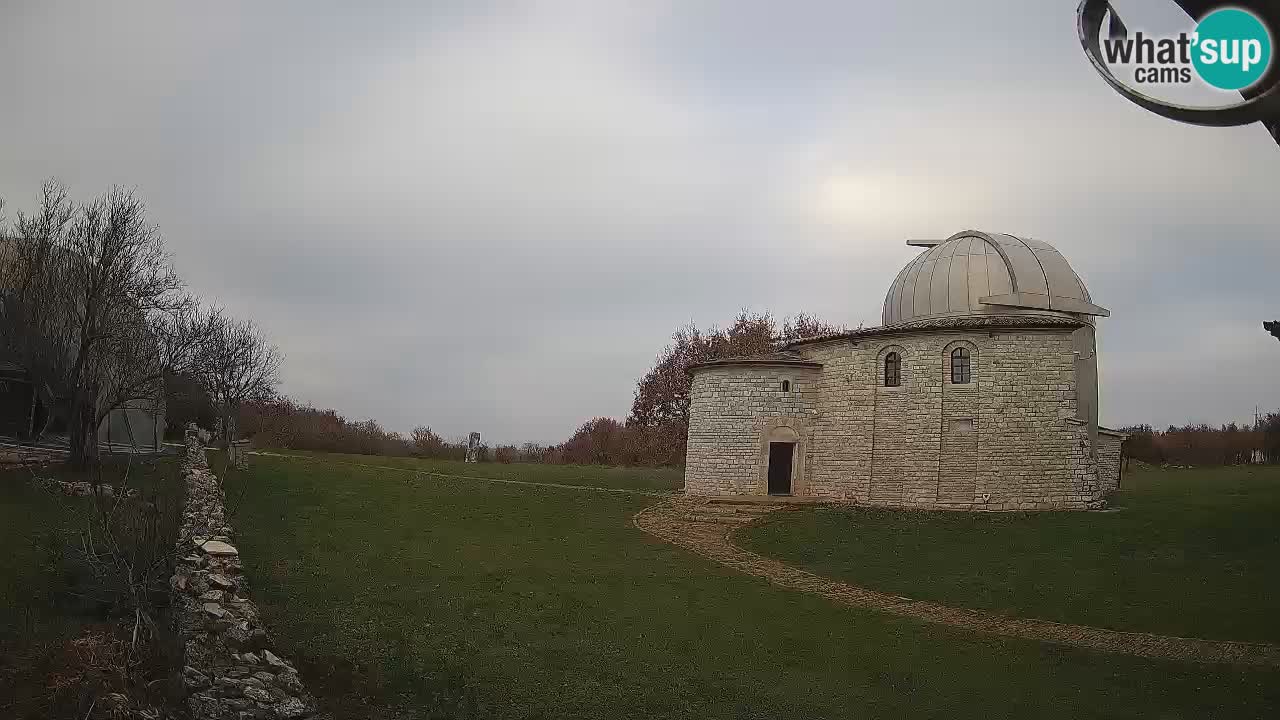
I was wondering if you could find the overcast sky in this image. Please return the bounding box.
[2,1,1277,444]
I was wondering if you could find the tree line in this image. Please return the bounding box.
[1120,416,1280,467]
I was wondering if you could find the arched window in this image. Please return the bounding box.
[884,352,901,387]
[951,347,971,384]
[781,380,791,392]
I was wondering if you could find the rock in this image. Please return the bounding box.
[261,649,287,670]
[203,602,228,619]
[201,589,225,602]
[201,539,239,556]
[189,695,221,716]
[275,670,304,693]
[208,573,236,590]
[252,671,276,684]
[183,665,210,688]
[225,620,267,651]
[243,685,275,704]
[272,697,312,719]
[242,652,261,665]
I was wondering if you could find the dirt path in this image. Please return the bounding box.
[633,500,1280,667]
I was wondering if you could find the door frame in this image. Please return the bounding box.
[756,418,807,496]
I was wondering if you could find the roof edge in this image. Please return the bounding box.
[783,314,1087,350]
[687,358,823,374]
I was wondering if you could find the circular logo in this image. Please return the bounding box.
[1191,8,1273,90]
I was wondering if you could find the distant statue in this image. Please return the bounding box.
[465,432,481,463]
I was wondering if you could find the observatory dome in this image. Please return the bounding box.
[882,230,1108,326]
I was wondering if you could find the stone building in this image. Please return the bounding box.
[683,230,1126,510]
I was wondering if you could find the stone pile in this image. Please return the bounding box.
[0,446,59,469]
[40,479,139,498]
[171,423,319,719]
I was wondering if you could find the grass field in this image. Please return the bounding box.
[222,453,1280,719]
[249,450,685,492]
[741,464,1280,644]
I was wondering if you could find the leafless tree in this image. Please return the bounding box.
[198,312,281,461]
[59,186,187,467]
[0,181,78,404]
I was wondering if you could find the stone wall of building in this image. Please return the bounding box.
[1097,429,1126,493]
[685,327,1108,510]
[684,365,818,495]
[172,424,319,719]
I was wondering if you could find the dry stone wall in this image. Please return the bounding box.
[172,424,320,719]
[686,327,1110,510]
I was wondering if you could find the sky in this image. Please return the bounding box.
[2,0,1277,444]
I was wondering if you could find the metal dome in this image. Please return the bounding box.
[882,230,1109,326]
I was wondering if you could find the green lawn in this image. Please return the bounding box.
[223,455,1280,719]
[741,465,1280,645]
[247,450,685,493]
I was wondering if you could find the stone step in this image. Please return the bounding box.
[697,495,829,506]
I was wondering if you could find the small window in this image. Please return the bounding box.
[884,352,901,387]
[951,347,971,384]
[781,380,791,392]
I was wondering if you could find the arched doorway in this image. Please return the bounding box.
[766,426,800,496]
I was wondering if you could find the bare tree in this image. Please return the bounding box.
[0,181,78,406]
[59,186,186,467]
[198,312,281,462]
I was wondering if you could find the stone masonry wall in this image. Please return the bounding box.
[172,424,320,719]
[1097,430,1125,493]
[684,366,818,495]
[685,328,1107,510]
